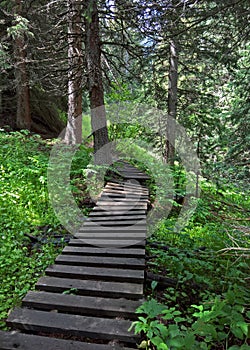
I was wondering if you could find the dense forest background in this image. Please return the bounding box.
[0,0,249,349]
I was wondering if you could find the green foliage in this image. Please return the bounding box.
[192,285,249,346]
[0,237,59,329]
[7,15,34,39]
[0,130,57,229]
[0,43,10,70]
[0,130,91,329]
[131,287,249,349]
[132,177,249,349]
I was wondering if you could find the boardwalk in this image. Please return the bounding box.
[0,162,149,349]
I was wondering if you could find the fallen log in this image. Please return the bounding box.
[145,272,201,290]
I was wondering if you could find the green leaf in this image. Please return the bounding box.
[230,324,244,340]
[184,333,196,348]
[236,321,249,336]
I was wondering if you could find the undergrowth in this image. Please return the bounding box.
[133,178,250,349]
[0,130,91,329]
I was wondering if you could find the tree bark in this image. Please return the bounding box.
[84,0,110,164]
[166,39,178,165]
[65,0,83,144]
[14,0,31,130]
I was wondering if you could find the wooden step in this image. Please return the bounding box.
[0,331,136,350]
[45,264,144,283]
[106,183,148,191]
[77,225,146,233]
[93,204,147,210]
[105,182,148,189]
[22,291,143,319]
[90,209,146,216]
[62,246,145,258]
[7,308,138,344]
[98,197,148,204]
[81,219,147,227]
[56,254,145,269]
[96,199,147,204]
[75,232,146,240]
[74,237,145,244]
[102,189,148,197]
[87,214,146,221]
[102,189,148,196]
[69,238,145,248]
[36,276,143,299]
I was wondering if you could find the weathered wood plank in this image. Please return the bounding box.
[75,232,146,240]
[96,200,147,205]
[36,276,143,299]
[105,181,149,194]
[45,264,144,283]
[55,255,145,269]
[78,225,146,232]
[102,189,148,196]
[87,214,146,221]
[62,246,145,258]
[7,308,138,343]
[105,187,148,195]
[74,235,145,242]
[96,196,147,204]
[106,181,148,189]
[83,219,147,226]
[69,239,145,248]
[0,331,136,350]
[90,209,146,216]
[22,291,143,318]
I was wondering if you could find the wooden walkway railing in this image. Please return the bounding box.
[0,162,150,349]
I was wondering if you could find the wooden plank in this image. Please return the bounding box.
[94,204,147,211]
[96,199,148,205]
[77,227,146,234]
[45,264,144,283]
[120,175,150,180]
[105,185,148,194]
[62,246,145,258]
[101,191,148,198]
[107,181,148,189]
[102,187,148,194]
[55,255,145,269]
[102,188,148,196]
[96,199,147,204]
[36,276,143,299]
[83,219,147,226]
[77,225,146,233]
[69,239,145,248]
[82,221,146,227]
[0,331,136,350]
[90,209,146,216]
[22,291,143,319]
[87,214,146,221]
[69,238,145,249]
[107,180,148,187]
[75,233,146,239]
[7,308,139,344]
[116,170,148,176]
[92,207,147,212]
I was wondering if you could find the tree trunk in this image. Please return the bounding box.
[84,0,110,164]
[65,0,83,144]
[14,0,31,130]
[166,39,178,165]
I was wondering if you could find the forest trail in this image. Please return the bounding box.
[1,162,150,349]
